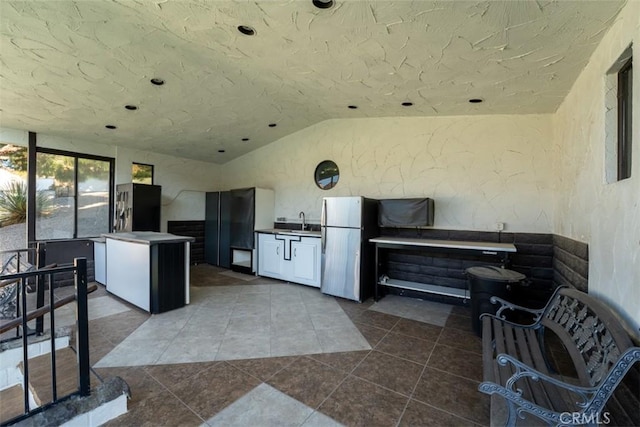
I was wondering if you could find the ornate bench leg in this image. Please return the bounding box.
[506,400,517,426]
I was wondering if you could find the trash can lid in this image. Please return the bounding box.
[466,266,526,282]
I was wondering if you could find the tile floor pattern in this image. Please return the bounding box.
[85,265,489,426]
[95,280,370,367]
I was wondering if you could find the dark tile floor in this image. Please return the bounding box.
[82,267,490,426]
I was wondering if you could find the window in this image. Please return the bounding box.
[605,46,633,183]
[617,58,632,180]
[35,148,114,240]
[132,162,154,184]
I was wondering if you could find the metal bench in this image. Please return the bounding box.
[0,250,34,319]
[479,286,640,426]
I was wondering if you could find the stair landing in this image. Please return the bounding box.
[0,384,26,423]
[3,346,100,424]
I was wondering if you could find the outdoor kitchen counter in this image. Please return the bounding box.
[255,228,321,237]
[101,231,195,245]
[102,232,194,313]
[370,236,517,301]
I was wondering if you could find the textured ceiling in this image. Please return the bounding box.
[0,0,626,164]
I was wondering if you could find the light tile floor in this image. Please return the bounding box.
[95,282,370,367]
[368,294,452,326]
[204,383,344,427]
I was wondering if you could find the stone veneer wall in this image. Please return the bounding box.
[377,229,590,307]
[167,220,205,265]
[552,234,589,292]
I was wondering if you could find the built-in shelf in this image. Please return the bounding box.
[232,260,251,268]
[231,248,253,273]
[380,278,470,299]
[372,236,516,301]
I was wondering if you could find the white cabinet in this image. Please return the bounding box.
[259,236,285,279]
[257,232,321,287]
[93,238,106,285]
[291,240,320,286]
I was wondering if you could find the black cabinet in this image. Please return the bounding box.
[205,191,231,268]
[114,183,161,232]
[205,188,274,273]
[150,242,186,314]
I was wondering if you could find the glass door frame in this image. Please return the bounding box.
[30,145,115,241]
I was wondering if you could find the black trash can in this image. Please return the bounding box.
[466,266,526,336]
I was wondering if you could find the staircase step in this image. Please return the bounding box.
[19,347,99,406]
[0,384,26,423]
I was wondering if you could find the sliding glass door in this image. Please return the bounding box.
[36,149,113,240]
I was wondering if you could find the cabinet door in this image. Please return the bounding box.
[292,239,320,287]
[258,234,283,279]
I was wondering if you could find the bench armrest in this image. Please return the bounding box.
[480,348,640,425]
[492,296,545,319]
[479,353,597,425]
[478,296,546,327]
[488,285,570,325]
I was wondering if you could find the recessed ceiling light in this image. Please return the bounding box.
[401,102,413,107]
[268,123,277,128]
[469,98,483,103]
[242,138,250,142]
[237,25,256,36]
[105,125,117,130]
[150,78,165,86]
[218,149,225,153]
[313,0,335,9]
[124,105,138,111]
[348,105,358,109]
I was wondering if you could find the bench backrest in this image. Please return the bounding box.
[541,287,634,387]
[1,252,34,275]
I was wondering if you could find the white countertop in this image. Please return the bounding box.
[256,228,321,237]
[369,236,517,252]
[102,232,196,245]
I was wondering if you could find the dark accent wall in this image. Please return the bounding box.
[552,234,589,292]
[167,221,205,265]
[379,228,554,287]
[377,229,589,307]
[38,239,95,287]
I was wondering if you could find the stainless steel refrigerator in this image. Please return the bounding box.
[320,196,378,302]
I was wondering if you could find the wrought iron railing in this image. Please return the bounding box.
[0,258,94,426]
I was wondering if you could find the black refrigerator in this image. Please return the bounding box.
[205,188,274,272]
[205,191,231,268]
[114,183,161,232]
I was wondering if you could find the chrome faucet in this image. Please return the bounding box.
[299,211,306,230]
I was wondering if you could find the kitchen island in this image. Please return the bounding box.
[103,232,195,314]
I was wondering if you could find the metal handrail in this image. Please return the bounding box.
[0,258,91,426]
[0,282,97,335]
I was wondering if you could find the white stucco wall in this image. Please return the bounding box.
[221,115,555,232]
[111,146,220,227]
[552,0,639,334]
